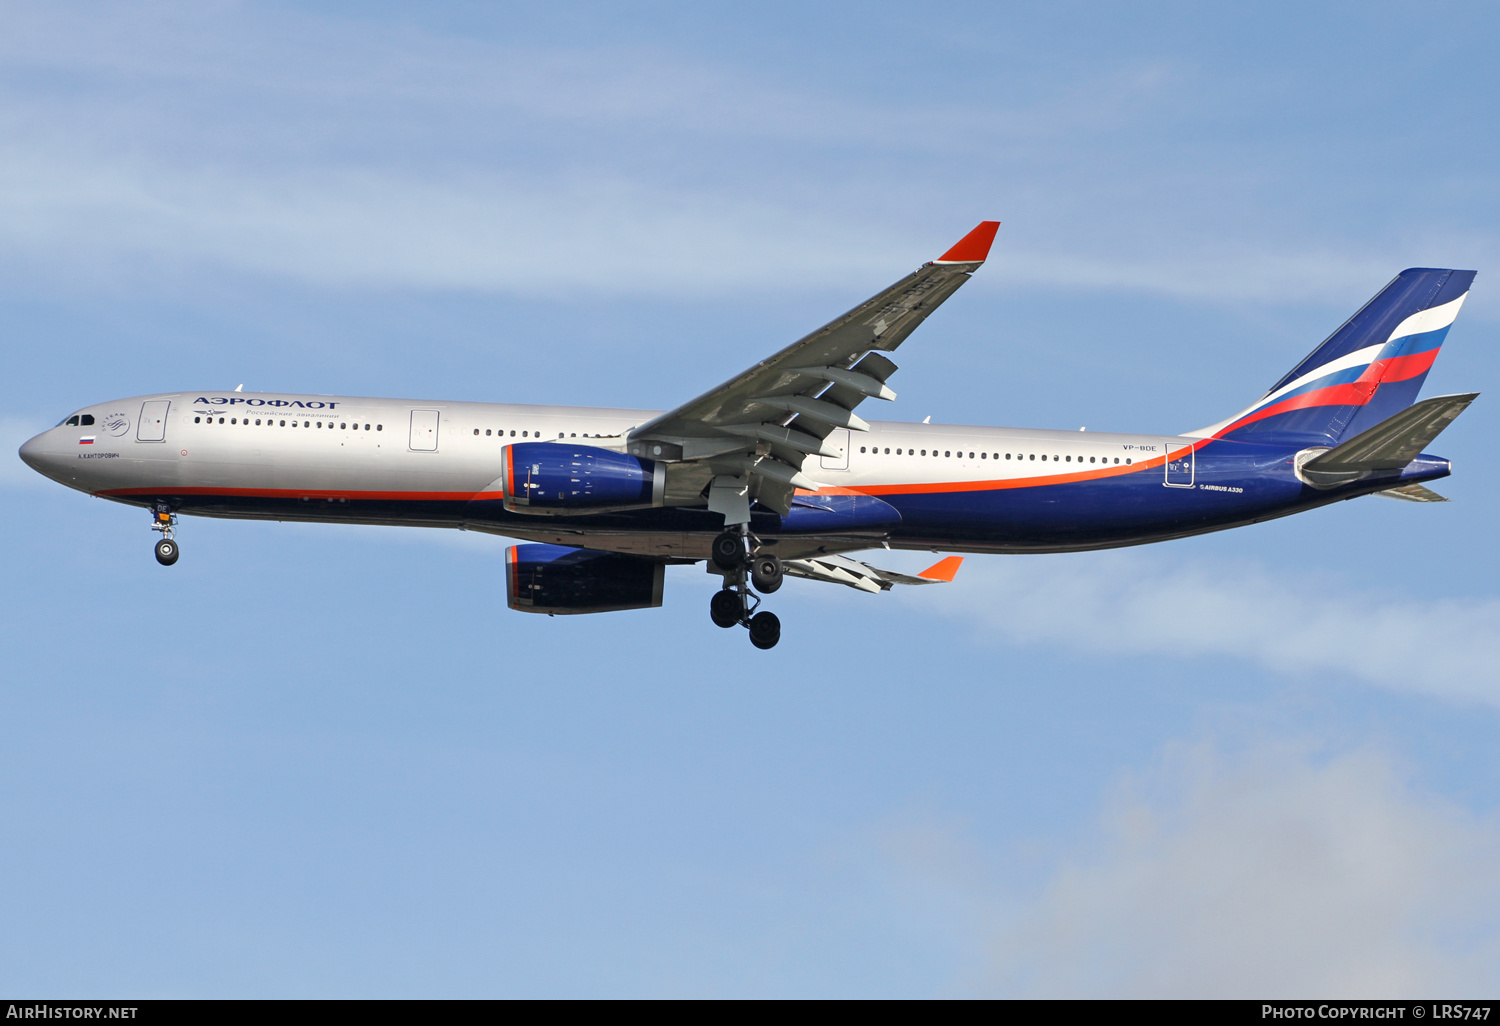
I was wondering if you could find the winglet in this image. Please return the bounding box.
[917,555,963,582]
[934,221,1000,264]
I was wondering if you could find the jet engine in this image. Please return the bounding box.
[500,442,665,515]
[506,544,665,614]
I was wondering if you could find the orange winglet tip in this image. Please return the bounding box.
[935,221,1000,264]
[918,555,963,582]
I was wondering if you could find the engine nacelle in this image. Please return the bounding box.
[506,544,665,614]
[500,442,665,515]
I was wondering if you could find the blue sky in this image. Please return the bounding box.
[3,1,1500,997]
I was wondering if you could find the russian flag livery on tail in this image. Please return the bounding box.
[1198,268,1474,447]
[18,224,1479,650]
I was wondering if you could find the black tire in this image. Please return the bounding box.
[711,531,744,570]
[748,610,781,650]
[154,538,179,566]
[750,554,783,594]
[709,589,741,628]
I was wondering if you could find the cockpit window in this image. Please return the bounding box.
[62,416,79,426]
[80,414,94,426]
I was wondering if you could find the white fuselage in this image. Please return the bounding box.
[31,390,1177,507]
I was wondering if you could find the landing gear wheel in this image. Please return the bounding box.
[154,538,179,566]
[711,531,745,571]
[748,611,781,650]
[750,554,783,594]
[709,589,741,628]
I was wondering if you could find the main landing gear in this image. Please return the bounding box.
[708,527,784,649]
[151,503,180,566]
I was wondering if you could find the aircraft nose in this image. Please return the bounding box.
[18,430,55,475]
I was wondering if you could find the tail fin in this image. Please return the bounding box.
[1194,268,1476,446]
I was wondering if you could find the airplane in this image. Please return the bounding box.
[18,222,1478,650]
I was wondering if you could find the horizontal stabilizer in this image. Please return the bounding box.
[1300,392,1477,487]
[1376,483,1450,502]
[782,553,963,592]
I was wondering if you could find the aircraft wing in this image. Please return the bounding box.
[626,221,1000,519]
[782,554,963,593]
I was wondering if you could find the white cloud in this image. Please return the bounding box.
[0,145,912,297]
[0,3,1490,303]
[976,742,1500,997]
[911,551,1500,709]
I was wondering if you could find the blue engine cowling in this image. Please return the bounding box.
[506,544,665,614]
[500,442,665,515]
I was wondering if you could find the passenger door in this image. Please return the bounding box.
[819,428,849,471]
[1164,442,1194,487]
[409,410,440,452]
[136,400,170,442]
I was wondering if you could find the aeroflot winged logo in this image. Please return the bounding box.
[193,396,341,409]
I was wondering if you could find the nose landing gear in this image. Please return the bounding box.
[151,504,180,566]
[708,528,784,649]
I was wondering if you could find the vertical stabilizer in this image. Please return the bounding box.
[1193,268,1475,446]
